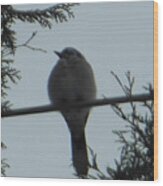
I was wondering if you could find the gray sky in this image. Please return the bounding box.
[2,1,154,178]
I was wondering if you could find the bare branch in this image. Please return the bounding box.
[111,71,128,96]
[2,93,153,118]
[16,31,47,53]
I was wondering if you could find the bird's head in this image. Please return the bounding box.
[54,47,85,61]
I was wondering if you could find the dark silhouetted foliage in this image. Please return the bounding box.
[87,72,154,180]
[1,3,78,176]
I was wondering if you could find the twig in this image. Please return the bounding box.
[16,31,47,53]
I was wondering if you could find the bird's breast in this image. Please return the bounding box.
[48,60,96,105]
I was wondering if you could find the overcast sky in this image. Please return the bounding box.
[2,1,154,178]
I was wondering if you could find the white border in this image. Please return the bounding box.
[0,0,157,5]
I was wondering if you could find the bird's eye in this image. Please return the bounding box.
[62,48,82,58]
[66,50,74,55]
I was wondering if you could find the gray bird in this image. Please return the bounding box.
[48,47,96,176]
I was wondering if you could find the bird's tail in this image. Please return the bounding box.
[71,131,89,177]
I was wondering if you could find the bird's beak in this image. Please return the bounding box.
[54,51,62,58]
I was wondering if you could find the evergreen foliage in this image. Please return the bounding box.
[1,3,78,176]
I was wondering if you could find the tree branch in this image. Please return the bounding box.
[16,31,47,53]
[2,93,153,118]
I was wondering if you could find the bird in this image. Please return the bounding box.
[48,47,96,177]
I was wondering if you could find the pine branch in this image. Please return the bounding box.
[2,4,78,29]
